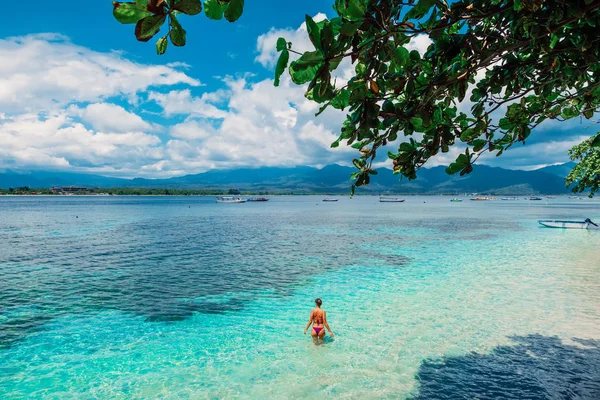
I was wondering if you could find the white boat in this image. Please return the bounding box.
[216,196,246,203]
[322,198,339,202]
[380,196,405,203]
[501,197,518,200]
[538,219,598,229]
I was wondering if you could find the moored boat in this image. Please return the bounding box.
[529,197,543,201]
[470,197,495,201]
[380,196,405,203]
[216,196,246,203]
[322,198,339,202]
[501,197,518,200]
[450,198,462,202]
[247,197,269,202]
[538,219,598,229]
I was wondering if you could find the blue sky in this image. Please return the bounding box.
[0,0,590,178]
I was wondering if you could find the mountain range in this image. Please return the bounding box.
[0,163,576,194]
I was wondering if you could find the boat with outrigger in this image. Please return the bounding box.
[538,218,598,229]
[380,196,405,203]
[247,197,269,202]
[216,196,246,203]
[470,196,496,201]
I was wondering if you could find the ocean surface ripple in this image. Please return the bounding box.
[0,195,599,399]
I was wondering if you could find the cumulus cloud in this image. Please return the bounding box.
[0,34,200,113]
[71,103,155,133]
[0,21,584,178]
[0,112,163,174]
[148,89,228,119]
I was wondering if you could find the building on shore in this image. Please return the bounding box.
[50,186,94,195]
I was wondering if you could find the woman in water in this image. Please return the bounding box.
[304,298,334,341]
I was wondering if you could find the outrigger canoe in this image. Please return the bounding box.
[538,219,598,229]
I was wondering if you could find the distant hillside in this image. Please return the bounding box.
[0,164,572,194]
[537,162,576,178]
[0,165,570,194]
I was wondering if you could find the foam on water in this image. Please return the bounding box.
[0,196,599,399]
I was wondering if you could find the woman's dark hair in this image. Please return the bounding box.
[315,298,322,306]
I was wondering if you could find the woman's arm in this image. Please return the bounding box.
[323,311,334,337]
[303,311,313,334]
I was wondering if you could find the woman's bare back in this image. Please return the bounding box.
[312,308,325,325]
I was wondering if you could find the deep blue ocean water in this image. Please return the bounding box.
[0,195,599,399]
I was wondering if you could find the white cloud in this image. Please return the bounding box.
[169,120,216,140]
[0,20,586,179]
[0,34,199,113]
[406,34,433,55]
[148,89,228,119]
[71,103,154,133]
[0,112,163,174]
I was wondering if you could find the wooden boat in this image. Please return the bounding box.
[380,196,405,203]
[538,219,598,229]
[216,196,246,203]
[247,197,269,202]
[322,198,339,202]
[470,197,495,201]
[450,198,462,202]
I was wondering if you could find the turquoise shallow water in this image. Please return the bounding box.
[0,196,599,399]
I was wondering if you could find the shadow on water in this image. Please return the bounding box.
[411,334,600,400]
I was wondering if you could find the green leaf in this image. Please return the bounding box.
[405,79,415,97]
[592,134,600,148]
[472,139,486,152]
[460,164,474,176]
[169,14,186,46]
[291,51,324,69]
[205,0,226,20]
[224,0,244,22]
[113,2,152,24]
[135,14,166,42]
[320,21,334,54]
[445,162,463,175]
[146,0,167,15]
[276,37,287,52]
[331,89,351,110]
[410,117,423,127]
[339,21,362,36]
[290,63,321,85]
[334,0,367,21]
[172,0,202,15]
[393,47,410,68]
[549,34,559,49]
[382,100,395,113]
[274,48,289,87]
[305,15,322,52]
[405,0,436,20]
[156,35,168,55]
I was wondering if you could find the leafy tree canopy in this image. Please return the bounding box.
[112,0,600,195]
[566,133,600,196]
